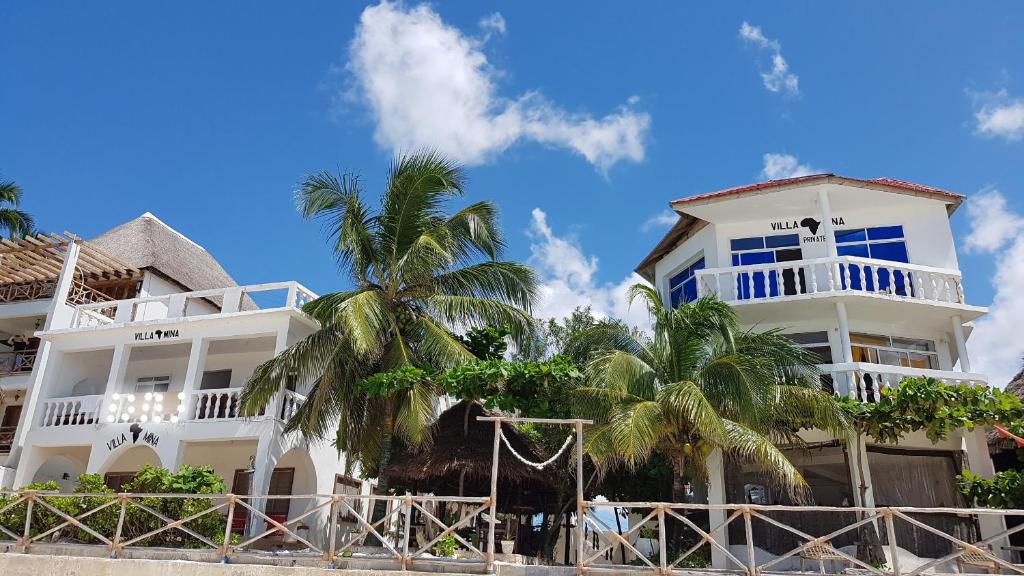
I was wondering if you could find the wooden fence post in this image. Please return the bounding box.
[21,493,34,553]
[110,495,128,558]
[486,419,501,573]
[221,495,236,563]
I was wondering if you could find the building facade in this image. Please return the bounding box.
[636,174,1000,564]
[0,213,371,543]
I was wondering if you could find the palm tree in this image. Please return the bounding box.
[575,285,849,501]
[241,151,538,484]
[0,179,35,238]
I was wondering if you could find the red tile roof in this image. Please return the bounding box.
[669,174,964,207]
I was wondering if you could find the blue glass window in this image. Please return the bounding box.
[765,234,800,249]
[835,226,912,296]
[669,257,705,307]
[730,237,765,251]
[730,233,807,300]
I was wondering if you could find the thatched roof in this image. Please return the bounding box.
[91,212,239,293]
[383,400,560,511]
[989,369,1024,449]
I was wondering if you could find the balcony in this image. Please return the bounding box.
[823,362,988,402]
[70,281,317,329]
[38,389,307,429]
[0,350,37,376]
[696,256,964,306]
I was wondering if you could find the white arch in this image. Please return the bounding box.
[97,444,164,477]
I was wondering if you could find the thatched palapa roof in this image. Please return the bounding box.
[91,212,240,294]
[383,400,560,512]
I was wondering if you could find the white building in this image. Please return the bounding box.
[635,174,1000,564]
[0,213,370,542]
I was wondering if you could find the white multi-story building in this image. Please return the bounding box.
[636,174,1000,563]
[0,213,369,541]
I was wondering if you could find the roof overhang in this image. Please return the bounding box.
[0,233,140,286]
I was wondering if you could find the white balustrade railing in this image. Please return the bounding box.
[280,389,305,421]
[696,256,964,305]
[191,387,244,421]
[822,362,989,402]
[70,281,318,329]
[104,391,187,424]
[39,394,102,427]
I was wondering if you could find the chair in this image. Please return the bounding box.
[799,542,850,574]
[957,546,1002,574]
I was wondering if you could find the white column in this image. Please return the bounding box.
[706,448,731,569]
[178,337,209,422]
[961,428,1008,558]
[818,189,838,258]
[99,344,132,424]
[246,430,282,538]
[4,241,82,468]
[950,315,971,373]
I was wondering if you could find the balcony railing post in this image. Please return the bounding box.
[220,494,236,562]
[657,505,667,575]
[111,494,128,558]
[401,493,412,570]
[743,507,756,576]
[21,492,34,553]
[884,509,900,576]
[326,495,339,567]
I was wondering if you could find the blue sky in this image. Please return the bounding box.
[2,2,1023,384]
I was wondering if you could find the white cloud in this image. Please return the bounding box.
[528,208,651,331]
[760,153,818,180]
[641,210,678,233]
[478,12,506,39]
[964,189,1024,253]
[739,22,799,95]
[973,89,1024,141]
[964,189,1024,388]
[346,2,650,172]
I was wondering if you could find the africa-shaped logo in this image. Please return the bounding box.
[799,217,822,235]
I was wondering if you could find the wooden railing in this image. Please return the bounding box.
[70,281,317,328]
[0,280,114,305]
[696,256,965,306]
[0,425,15,452]
[581,501,1023,576]
[0,350,37,376]
[0,490,492,570]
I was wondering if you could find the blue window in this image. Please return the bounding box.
[835,225,912,295]
[669,258,705,307]
[730,233,806,300]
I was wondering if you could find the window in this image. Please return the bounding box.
[850,333,937,370]
[669,257,705,307]
[200,369,233,390]
[785,332,835,394]
[104,472,137,492]
[729,233,805,299]
[334,475,364,521]
[835,225,913,295]
[134,375,170,393]
[785,332,833,364]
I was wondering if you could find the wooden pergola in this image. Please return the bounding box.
[0,232,140,304]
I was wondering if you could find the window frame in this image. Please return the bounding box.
[134,375,171,394]
[667,255,706,307]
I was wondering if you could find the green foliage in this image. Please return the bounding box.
[458,325,509,360]
[0,466,232,548]
[575,291,848,492]
[838,376,1024,444]
[359,364,433,397]
[439,356,582,419]
[958,469,1024,509]
[433,533,459,557]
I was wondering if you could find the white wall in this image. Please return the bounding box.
[49,349,114,399]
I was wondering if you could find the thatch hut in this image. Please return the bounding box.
[383,400,560,514]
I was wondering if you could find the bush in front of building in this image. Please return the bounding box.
[0,464,233,548]
[958,469,1024,509]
